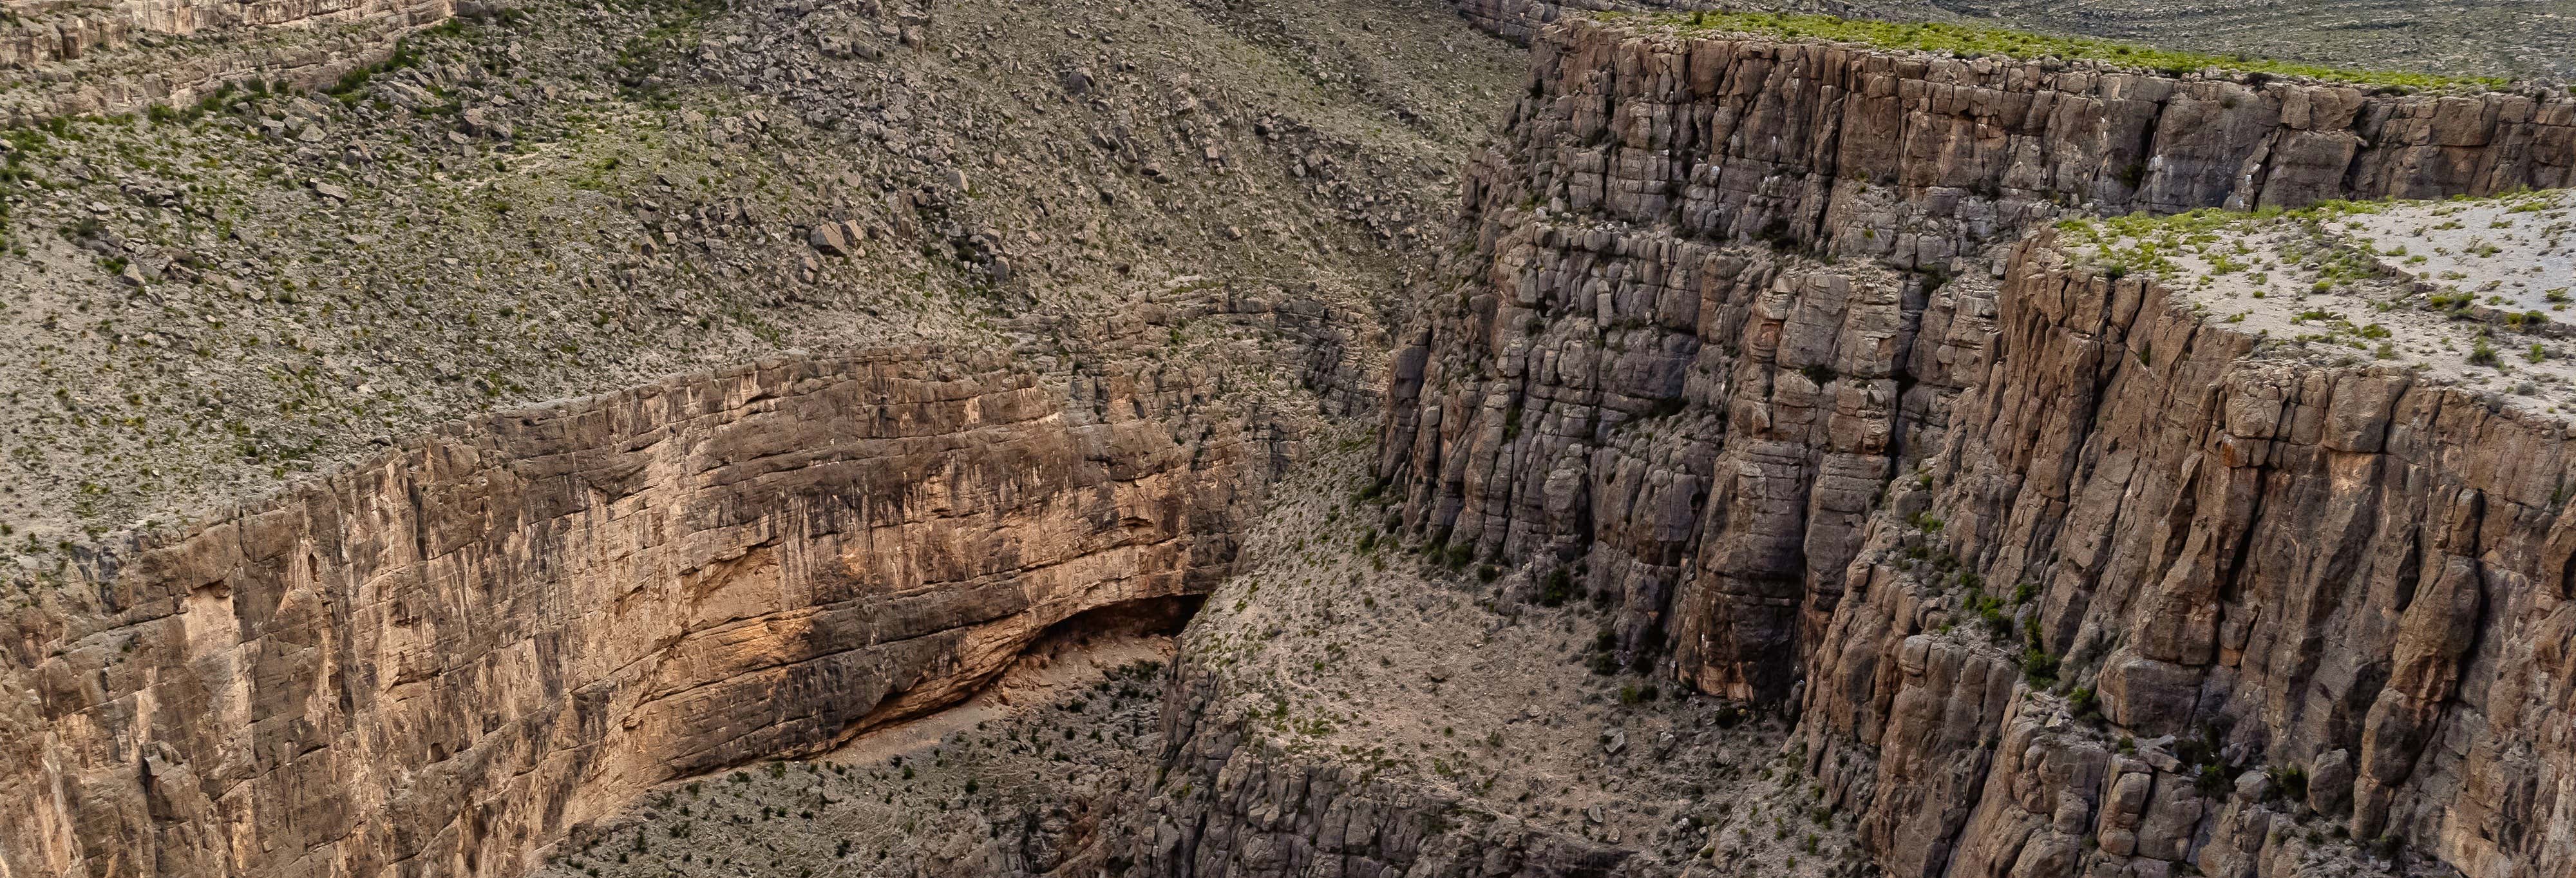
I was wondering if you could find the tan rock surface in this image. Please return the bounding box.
[1512,19,2573,269]
[8,10,2576,878]
[0,348,1271,878]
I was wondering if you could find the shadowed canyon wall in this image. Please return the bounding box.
[0,349,1271,878]
[1378,17,2576,878]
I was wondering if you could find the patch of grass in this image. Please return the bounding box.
[2469,338,2499,366]
[2052,200,2398,282]
[1633,12,2506,90]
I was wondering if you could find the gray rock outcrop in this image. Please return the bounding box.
[1379,17,2576,878]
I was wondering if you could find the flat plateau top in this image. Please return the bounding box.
[2057,191,2576,417]
[1603,11,2514,91]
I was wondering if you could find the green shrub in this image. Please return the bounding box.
[1970,591,2013,640]
[1539,568,1575,606]
[2020,648,2060,687]
[2195,763,2230,795]
[2265,765,2307,803]
[2067,686,2101,720]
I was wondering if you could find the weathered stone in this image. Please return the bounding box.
[1385,19,2576,878]
[0,348,1271,878]
[2307,749,2355,816]
[808,220,854,256]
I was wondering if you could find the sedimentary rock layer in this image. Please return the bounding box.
[1380,18,2576,700]
[0,0,446,68]
[1379,18,2576,878]
[1377,226,1991,701]
[1497,19,2573,267]
[0,349,1264,878]
[1801,238,2576,878]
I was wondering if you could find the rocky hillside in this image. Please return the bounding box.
[0,0,454,121]
[0,0,1522,872]
[0,0,1518,560]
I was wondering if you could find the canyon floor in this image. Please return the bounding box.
[529,433,1863,878]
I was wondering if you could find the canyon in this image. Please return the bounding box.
[1,3,2572,878]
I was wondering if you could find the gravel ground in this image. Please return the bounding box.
[2061,191,2576,415]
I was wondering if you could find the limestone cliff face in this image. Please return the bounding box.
[1472,19,2573,269]
[1376,224,1988,701]
[1799,240,2576,878]
[0,0,446,63]
[0,349,1269,878]
[1379,17,2576,878]
[1380,19,2576,700]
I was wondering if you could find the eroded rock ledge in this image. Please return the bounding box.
[1378,16,2576,878]
[0,348,1271,878]
[1381,17,2576,701]
[1801,236,2576,878]
[1496,18,2571,270]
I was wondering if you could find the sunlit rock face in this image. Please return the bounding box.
[0,349,1269,878]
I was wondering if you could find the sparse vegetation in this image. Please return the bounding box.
[1636,12,2508,89]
